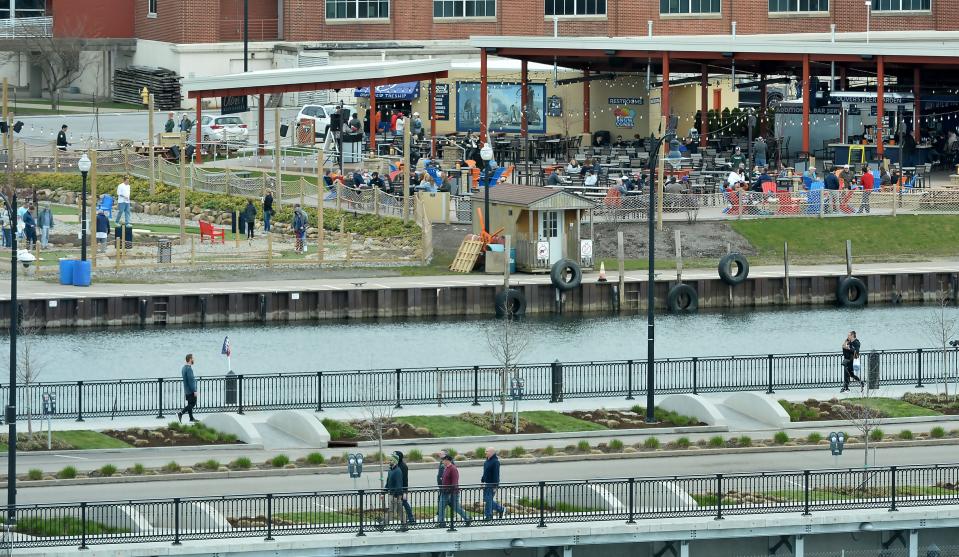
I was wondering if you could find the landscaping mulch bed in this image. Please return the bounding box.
[903,393,959,415]
[566,409,705,429]
[101,426,242,448]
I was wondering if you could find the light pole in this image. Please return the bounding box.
[644,114,678,424]
[77,153,91,262]
[243,0,249,72]
[0,187,16,526]
[480,141,494,234]
[865,0,872,44]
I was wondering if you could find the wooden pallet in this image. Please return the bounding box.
[449,238,484,273]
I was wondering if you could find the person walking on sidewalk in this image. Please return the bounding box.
[37,204,54,249]
[380,454,408,532]
[841,331,863,393]
[178,354,199,423]
[435,449,449,523]
[439,454,472,528]
[393,450,416,524]
[481,447,505,520]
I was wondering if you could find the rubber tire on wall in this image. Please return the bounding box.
[718,253,750,286]
[837,276,868,308]
[667,284,699,314]
[550,259,583,291]
[495,288,527,318]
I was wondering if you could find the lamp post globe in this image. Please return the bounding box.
[480,142,494,234]
[78,153,91,261]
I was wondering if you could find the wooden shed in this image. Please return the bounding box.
[471,184,596,272]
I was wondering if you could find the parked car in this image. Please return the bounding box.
[199,115,249,145]
[294,104,354,140]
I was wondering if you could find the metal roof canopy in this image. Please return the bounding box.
[182,59,451,99]
[475,184,595,210]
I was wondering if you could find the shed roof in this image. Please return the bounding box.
[474,184,595,210]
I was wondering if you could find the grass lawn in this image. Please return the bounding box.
[846,397,941,418]
[52,430,132,449]
[520,411,606,432]
[397,416,494,437]
[396,253,456,276]
[321,418,359,441]
[730,215,959,263]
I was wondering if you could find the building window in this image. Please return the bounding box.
[147,0,157,16]
[434,0,495,17]
[0,0,46,19]
[871,0,929,9]
[660,0,721,14]
[769,0,828,12]
[545,0,606,16]
[326,0,390,19]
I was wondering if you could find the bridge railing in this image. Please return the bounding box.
[9,348,952,421]
[7,464,959,548]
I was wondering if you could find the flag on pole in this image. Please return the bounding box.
[221,336,231,357]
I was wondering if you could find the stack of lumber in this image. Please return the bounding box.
[113,66,182,111]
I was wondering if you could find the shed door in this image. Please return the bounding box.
[540,210,564,265]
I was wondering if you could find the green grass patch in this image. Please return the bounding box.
[98,464,117,477]
[26,469,42,480]
[270,454,290,468]
[643,437,660,449]
[517,498,601,512]
[198,459,220,471]
[708,435,725,448]
[778,400,820,422]
[14,516,128,537]
[630,406,698,427]
[674,437,691,448]
[163,461,181,473]
[773,431,790,445]
[52,430,131,450]
[898,430,914,440]
[738,435,752,447]
[931,426,946,438]
[397,416,494,437]
[306,452,326,465]
[406,449,422,462]
[576,440,591,452]
[129,463,145,475]
[869,428,884,442]
[230,457,252,470]
[168,421,238,443]
[321,418,358,441]
[845,397,941,418]
[520,411,606,433]
[56,466,77,479]
[807,432,823,443]
[543,445,556,456]
[609,439,625,451]
[509,446,526,458]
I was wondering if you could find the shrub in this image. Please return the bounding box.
[163,461,181,473]
[407,449,422,462]
[473,447,485,460]
[510,446,526,458]
[869,429,884,442]
[577,440,591,452]
[807,432,823,443]
[305,452,326,465]
[130,463,146,475]
[738,436,752,447]
[271,454,290,468]
[930,426,946,439]
[444,448,458,459]
[708,436,725,448]
[27,469,42,481]
[898,430,914,440]
[543,445,556,456]
[322,418,359,440]
[609,439,624,451]
[231,457,252,470]
[773,431,789,445]
[643,437,660,449]
[57,466,77,479]
[674,437,691,448]
[99,464,118,477]
[199,459,220,470]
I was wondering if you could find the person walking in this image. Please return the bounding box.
[858,164,874,214]
[242,199,256,242]
[21,204,36,248]
[0,205,9,248]
[38,204,54,249]
[292,204,308,253]
[393,451,416,524]
[841,331,863,393]
[435,449,449,523]
[116,175,132,226]
[754,136,768,168]
[438,454,472,528]
[178,354,199,423]
[56,125,69,151]
[380,453,408,532]
[262,190,274,232]
[481,447,505,520]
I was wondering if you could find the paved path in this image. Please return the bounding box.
[2,260,956,300]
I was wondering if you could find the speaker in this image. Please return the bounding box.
[279,124,289,137]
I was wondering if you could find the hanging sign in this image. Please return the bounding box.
[430,83,450,121]
[547,96,563,117]
[221,96,248,115]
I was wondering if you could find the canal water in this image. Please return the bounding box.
[8,304,950,382]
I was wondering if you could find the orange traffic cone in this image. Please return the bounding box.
[598,261,608,282]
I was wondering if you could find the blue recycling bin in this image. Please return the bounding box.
[58,259,77,285]
[72,260,91,287]
[509,248,516,274]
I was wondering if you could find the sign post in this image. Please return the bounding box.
[42,392,56,450]
[347,452,364,491]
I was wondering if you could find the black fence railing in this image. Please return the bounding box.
[7,464,959,548]
[10,347,956,421]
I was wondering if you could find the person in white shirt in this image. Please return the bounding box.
[565,158,581,176]
[116,175,132,226]
[584,170,598,187]
[726,167,746,190]
[395,114,406,136]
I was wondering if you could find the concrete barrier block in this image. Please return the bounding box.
[201,412,262,445]
[537,483,624,512]
[660,394,727,427]
[145,501,231,530]
[632,481,698,511]
[724,391,790,428]
[86,504,153,533]
[267,410,331,447]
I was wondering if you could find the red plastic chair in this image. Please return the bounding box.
[199,221,226,244]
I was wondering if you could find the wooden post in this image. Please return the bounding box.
[503,235,511,289]
[674,229,682,282]
[179,133,186,242]
[402,114,411,222]
[317,148,325,262]
[90,150,98,269]
[657,116,666,231]
[617,231,625,310]
[783,241,790,304]
[274,106,282,208]
[299,177,306,208]
[336,181,342,211]
[190,234,196,268]
[2,77,7,155]
[267,231,273,268]
[845,239,853,277]
[148,93,156,194]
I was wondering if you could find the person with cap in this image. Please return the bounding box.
[438,453,472,528]
[481,447,505,520]
[379,453,408,532]
[165,112,176,133]
[393,451,416,525]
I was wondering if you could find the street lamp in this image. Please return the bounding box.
[865,0,872,44]
[644,114,678,424]
[480,141,494,234]
[0,188,17,526]
[77,153,91,262]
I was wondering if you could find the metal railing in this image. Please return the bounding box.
[11,347,954,421]
[7,464,959,548]
[0,16,52,38]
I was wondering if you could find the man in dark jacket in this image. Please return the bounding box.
[242,200,256,240]
[380,454,408,531]
[439,454,471,528]
[481,447,505,520]
[435,449,448,523]
[21,205,36,248]
[177,354,198,423]
[393,451,416,524]
[56,125,69,151]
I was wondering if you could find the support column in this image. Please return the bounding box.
[662,52,670,119]
[759,74,768,137]
[521,60,529,138]
[908,530,918,557]
[258,93,265,155]
[194,97,203,164]
[802,54,810,156]
[839,65,848,91]
[913,68,921,141]
[583,69,591,134]
[369,83,377,154]
[700,65,708,147]
[877,55,885,159]
[680,541,690,557]
[480,49,489,142]
[562,546,572,557]
[429,76,437,157]
[796,535,805,557]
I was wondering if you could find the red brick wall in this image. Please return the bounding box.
[49,0,134,38]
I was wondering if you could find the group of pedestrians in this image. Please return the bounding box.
[381,447,506,531]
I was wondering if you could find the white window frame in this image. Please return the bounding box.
[433,0,496,19]
[768,0,829,13]
[871,0,930,11]
[325,0,391,21]
[147,0,157,18]
[659,0,722,15]
[544,0,607,17]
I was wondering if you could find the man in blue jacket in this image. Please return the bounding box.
[380,453,408,532]
[481,447,505,520]
[178,354,198,423]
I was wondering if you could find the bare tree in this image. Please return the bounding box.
[836,384,885,469]
[6,316,45,436]
[921,289,959,398]
[357,403,396,489]
[485,314,530,425]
